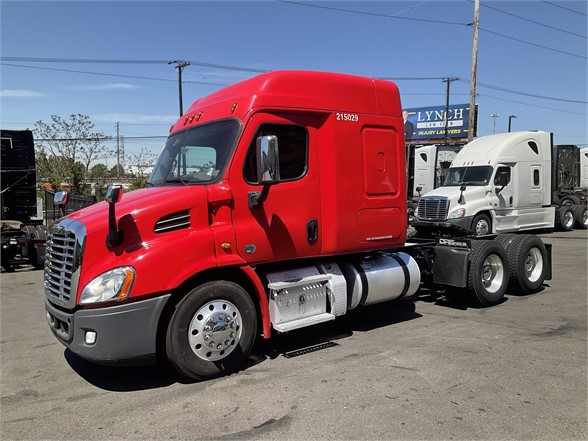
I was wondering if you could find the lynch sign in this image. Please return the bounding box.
[404,103,473,142]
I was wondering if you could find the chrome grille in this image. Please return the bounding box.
[44,219,85,309]
[416,197,450,221]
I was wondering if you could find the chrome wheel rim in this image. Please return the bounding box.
[481,254,505,293]
[525,247,543,283]
[188,300,242,361]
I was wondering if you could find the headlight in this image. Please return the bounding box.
[80,266,135,304]
[448,207,466,219]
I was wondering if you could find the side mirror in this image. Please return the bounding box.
[54,191,69,206]
[458,184,466,205]
[54,191,69,217]
[256,135,280,184]
[495,172,508,194]
[105,185,123,204]
[497,172,508,187]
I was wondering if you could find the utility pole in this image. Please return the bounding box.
[491,113,500,134]
[116,122,120,179]
[169,60,190,116]
[467,0,480,143]
[508,115,517,132]
[442,77,459,144]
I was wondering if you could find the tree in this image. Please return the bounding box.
[34,114,112,195]
[88,163,110,199]
[127,147,158,177]
[109,164,126,180]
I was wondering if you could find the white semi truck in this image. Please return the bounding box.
[412,131,587,237]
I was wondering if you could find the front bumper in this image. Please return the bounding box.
[412,216,473,237]
[45,294,171,364]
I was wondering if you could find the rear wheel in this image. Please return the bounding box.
[561,195,580,206]
[471,214,492,236]
[558,206,575,231]
[506,235,547,294]
[467,240,509,307]
[493,233,517,250]
[165,281,257,381]
[575,206,587,229]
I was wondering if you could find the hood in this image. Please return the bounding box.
[421,185,488,200]
[67,186,209,237]
[419,185,492,219]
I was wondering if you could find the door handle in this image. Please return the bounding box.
[307,219,318,244]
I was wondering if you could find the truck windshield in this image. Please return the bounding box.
[443,166,493,186]
[148,119,240,186]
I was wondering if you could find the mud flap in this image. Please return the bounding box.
[432,245,470,288]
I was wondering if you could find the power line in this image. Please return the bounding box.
[0,56,269,73]
[281,1,586,60]
[4,63,584,109]
[478,93,587,116]
[478,28,587,59]
[541,0,587,16]
[476,1,586,38]
[0,63,230,86]
[468,79,588,104]
[278,1,467,26]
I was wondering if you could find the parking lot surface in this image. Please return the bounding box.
[1,230,586,440]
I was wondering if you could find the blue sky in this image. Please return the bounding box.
[1,0,586,163]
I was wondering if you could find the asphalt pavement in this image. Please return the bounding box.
[1,230,586,440]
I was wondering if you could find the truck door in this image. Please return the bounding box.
[230,113,323,264]
[494,165,514,209]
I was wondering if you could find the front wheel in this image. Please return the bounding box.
[467,240,509,307]
[165,281,258,381]
[471,214,492,236]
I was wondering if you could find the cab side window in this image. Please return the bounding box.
[244,124,308,183]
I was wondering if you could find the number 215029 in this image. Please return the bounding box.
[336,113,359,122]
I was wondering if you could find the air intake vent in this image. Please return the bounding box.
[154,211,191,233]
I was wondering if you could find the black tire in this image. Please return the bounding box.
[34,225,47,241]
[165,281,257,381]
[506,234,547,294]
[23,225,37,238]
[471,214,492,236]
[575,206,588,229]
[557,206,575,231]
[493,233,517,250]
[467,240,509,307]
[561,195,581,206]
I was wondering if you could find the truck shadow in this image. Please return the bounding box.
[64,350,178,391]
[251,299,422,362]
[64,300,422,391]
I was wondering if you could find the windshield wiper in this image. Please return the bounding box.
[165,178,189,185]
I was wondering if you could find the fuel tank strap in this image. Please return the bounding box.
[387,253,410,299]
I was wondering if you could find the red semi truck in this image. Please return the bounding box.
[44,71,552,381]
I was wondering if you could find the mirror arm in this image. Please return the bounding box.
[105,185,124,248]
[106,201,123,248]
[248,185,271,210]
